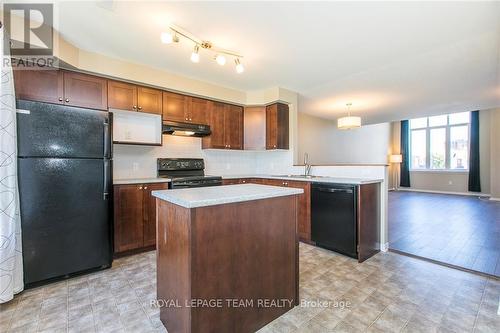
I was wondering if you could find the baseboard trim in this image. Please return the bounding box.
[490,197,500,202]
[380,242,389,252]
[397,188,490,197]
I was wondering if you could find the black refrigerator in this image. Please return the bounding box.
[17,100,113,287]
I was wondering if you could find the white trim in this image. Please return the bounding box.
[490,197,500,202]
[380,242,389,252]
[397,188,490,197]
[409,169,469,174]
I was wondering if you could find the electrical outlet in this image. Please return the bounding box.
[133,162,139,172]
[125,130,132,140]
[448,180,453,185]
[225,163,231,170]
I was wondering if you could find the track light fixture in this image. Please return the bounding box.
[191,45,200,63]
[235,58,244,73]
[160,25,245,73]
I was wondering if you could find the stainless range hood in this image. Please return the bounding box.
[162,120,211,137]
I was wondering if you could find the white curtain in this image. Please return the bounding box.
[0,24,24,303]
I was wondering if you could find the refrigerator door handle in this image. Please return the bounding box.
[103,160,111,201]
[103,118,111,159]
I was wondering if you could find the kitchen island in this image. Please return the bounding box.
[152,184,303,333]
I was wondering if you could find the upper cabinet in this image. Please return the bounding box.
[63,72,108,110]
[13,69,108,110]
[162,92,209,124]
[266,103,289,150]
[108,81,162,115]
[14,69,63,104]
[108,81,137,111]
[188,97,209,124]
[137,87,162,115]
[162,91,187,122]
[202,102,243,150]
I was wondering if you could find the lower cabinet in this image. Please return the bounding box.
[223,178,311,242]
[113,182,168,255]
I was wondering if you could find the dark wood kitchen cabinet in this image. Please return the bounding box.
[14,69,108,110]
[163,92,209,124]
[113,182,168,255]
[202,102,243,150]
[14,69,64,104]
[63,72,108,110]
[108,81,162,114]
[162,91,187,122]
[108,81,137,111]
[224,178,311,242]
[266,103,289,150]
[137,86,163,115]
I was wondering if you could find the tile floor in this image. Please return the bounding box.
[1,243,499,333]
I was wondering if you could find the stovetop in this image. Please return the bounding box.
[157,158,222,184]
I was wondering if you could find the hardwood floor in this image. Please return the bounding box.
[389,191,500,277]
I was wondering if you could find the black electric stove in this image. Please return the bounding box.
[157,158,222,189]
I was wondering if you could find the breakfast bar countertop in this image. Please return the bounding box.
[152,183,303,208]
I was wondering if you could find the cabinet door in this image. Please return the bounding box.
[266,104,278,149]
[108,81,137,111]
[222,179,241,185]
[63,72,108,110]
[187,97,209,124]
[163,92,187,122]
[266,103,289,150]
[202,101,226,149]
[138,86,162,115]
[286,180,311,242]
[143,183,168,247]
[113,184,144,253]
[13,69,64,104]
[224,105,243,150]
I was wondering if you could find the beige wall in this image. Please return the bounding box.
[390,109,496,195]
[297,113,392,165]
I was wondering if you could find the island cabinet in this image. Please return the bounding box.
[266,103,289,150]
[113,182,168,255]
[202,102,243,150]
[14,69,108,110]
[162,92,210,124]
[154,185,300,333]
[222,178,311,242]
[108,81,162,114]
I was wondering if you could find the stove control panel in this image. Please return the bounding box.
[158,158,205,171]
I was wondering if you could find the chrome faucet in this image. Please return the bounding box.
[304,153,312,176]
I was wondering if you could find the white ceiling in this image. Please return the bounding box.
[54,1,500,124]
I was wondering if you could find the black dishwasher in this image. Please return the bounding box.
[311,183,357,258]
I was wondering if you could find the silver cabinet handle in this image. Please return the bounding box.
[139,186,143,190]
[144,186,148,189]
[138,106,142,110]
[58,97,63,102]
[65,98,69,103]
[133,105,137,110]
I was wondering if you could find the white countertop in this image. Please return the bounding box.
[222,174,383,185]
[152,184,303,208]
[113,177,171,185]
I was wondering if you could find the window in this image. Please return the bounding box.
[409,112,470,170]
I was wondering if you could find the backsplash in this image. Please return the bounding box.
[112,135,292,179]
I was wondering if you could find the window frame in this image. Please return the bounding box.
[409,113,470,172]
